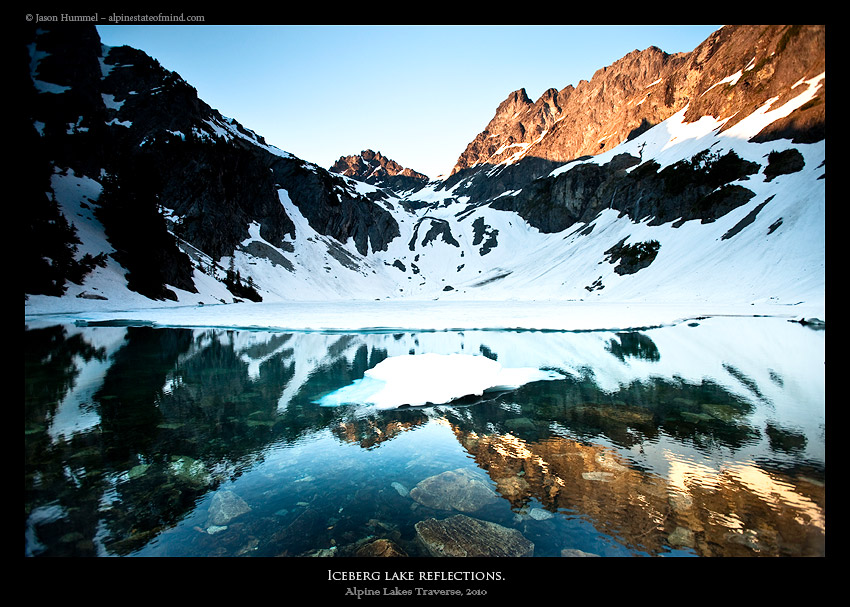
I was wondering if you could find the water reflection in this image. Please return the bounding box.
[24,317,825,557]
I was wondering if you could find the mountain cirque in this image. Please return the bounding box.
[23,24,824,310]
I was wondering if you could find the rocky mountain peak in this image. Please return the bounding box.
[330,149,429,193]
[495,88,533,116]
[449,86,567,177]
[450,44,686,179]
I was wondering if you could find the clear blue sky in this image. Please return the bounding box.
[95,24,722,178]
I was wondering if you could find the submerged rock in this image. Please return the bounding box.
[206,525,227,535]
[207,489,251,526]
[304,547,338,557]
[582,471,615,482]
[494,475,531,502]
[236,537,260,555]
[410,468,498,512]
[127,463,150,479]
[415,514,534,557]
[668,526,696,549]
[561,548,600,557]
[272,507,325,555]
[528,507,554,521]
[356,538,409,557]
[168,455,212,487]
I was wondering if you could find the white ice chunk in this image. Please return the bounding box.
[316,353,563,409]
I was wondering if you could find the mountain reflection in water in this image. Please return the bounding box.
[24,317,825,557]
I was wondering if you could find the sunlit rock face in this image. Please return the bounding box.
[448,25,825,202]
[315,353,564,409]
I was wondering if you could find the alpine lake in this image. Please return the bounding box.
[25,315,825,559]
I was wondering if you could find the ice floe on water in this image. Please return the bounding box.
[315,352,564,409]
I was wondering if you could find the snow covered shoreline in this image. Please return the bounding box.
[23,298,824,333]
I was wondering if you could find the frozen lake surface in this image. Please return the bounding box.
[24,298,824,333]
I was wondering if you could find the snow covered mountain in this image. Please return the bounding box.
[24,24,825,318]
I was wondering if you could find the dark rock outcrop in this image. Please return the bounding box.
[763,148,806,182]
[604,239,662,276]
[492,149,762,233]
[277,158,400,256]
[408,217,460,251]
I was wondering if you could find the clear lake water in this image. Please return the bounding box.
[24,316,825,558]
